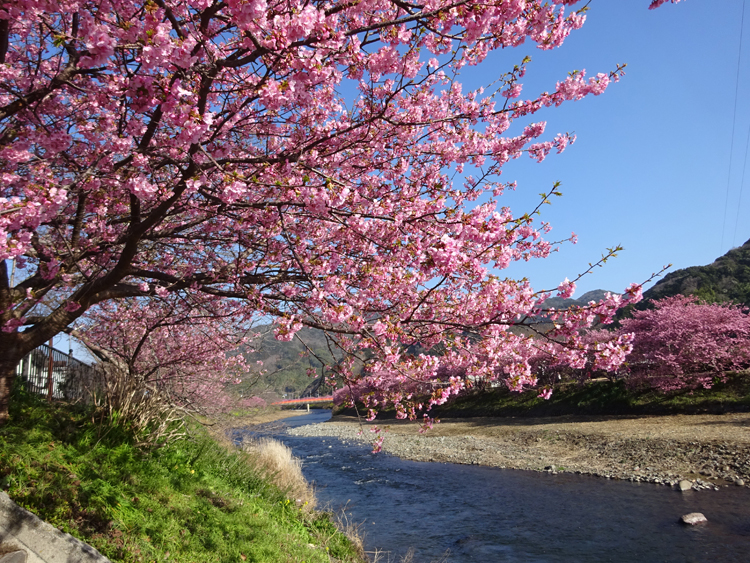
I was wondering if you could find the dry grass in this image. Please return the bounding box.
[368,547,451,563]
[333,506,367,560]
[242,438,317,509]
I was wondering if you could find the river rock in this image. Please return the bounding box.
[736,479,745,487]
[680,512,707,525]
[678,480,693,492]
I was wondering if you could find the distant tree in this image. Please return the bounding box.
[528,327,632,390]
[76,295,264,438]
[617,296,750,391]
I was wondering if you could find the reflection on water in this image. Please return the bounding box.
[235,411,750,563]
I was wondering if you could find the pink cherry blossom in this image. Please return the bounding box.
[616,296,750,391]
[0,0,677,424]
[537,387,553,400]
[557,278,576,299]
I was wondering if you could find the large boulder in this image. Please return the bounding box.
[680,512,708,525]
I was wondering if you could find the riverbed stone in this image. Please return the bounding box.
[736,479,745,487]
[678,480,693,492]
[680,512,707,525]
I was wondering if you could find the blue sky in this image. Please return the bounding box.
[464,0,750,296]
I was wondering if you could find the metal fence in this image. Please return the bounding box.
[15,344,104,403]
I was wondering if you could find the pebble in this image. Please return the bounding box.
[678,480,692,490]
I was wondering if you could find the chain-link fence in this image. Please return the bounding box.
[16,344,104,403]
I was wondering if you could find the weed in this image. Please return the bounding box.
[242,437,316,509]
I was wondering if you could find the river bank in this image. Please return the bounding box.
[288,412,750,491]
[0,396,366,563]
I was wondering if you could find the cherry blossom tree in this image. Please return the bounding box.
[616,296,750,391]
[519,327,632,393]
[0,0,679,424]
[74,294,264,419]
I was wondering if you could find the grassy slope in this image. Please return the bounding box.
[0,390,364,563]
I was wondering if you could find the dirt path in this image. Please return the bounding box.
[289,412,750,491]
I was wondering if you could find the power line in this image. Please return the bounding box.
[734,118,750,247]
[721,0,746,252]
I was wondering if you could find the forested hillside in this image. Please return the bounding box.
[641,238,750,306]
[236,326,341,399]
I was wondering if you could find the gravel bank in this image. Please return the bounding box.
[288,413,750,491]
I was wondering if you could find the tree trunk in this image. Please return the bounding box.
[0,357,19,425]
[0,312,79,424]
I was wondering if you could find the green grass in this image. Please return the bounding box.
[0,389,365,563]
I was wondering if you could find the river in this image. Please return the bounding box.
[235,410,750,562]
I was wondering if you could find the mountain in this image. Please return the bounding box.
[641,238,750,307]
[543,289,618,310]
[236,326,340,398]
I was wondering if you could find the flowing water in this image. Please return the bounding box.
[235,411,750,562]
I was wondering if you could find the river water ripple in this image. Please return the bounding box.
[235,410,750,562]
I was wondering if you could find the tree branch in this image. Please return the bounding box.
[0,45,81,121]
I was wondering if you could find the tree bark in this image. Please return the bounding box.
[0,357,19,425]
[0,331,30,424]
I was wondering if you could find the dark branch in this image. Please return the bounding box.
[0,45,82,122]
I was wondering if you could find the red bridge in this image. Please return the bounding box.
[271,396,333,406]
